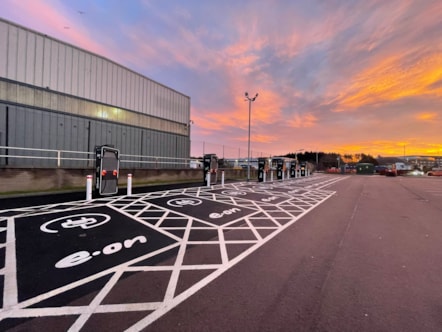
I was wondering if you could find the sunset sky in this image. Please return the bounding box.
[2,0,442,158]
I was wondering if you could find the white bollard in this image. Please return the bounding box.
[86,175,92,201]
[282,171,285,181]
[270,170,274,182]
[206,171,211,187]
[127,173,132,196]
[263,171,266,182]
[221,170,225,186]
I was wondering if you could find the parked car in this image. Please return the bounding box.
[409,169,424,176]
[426,170,442,176]
[375,165,388,175]
[385,165,397,177]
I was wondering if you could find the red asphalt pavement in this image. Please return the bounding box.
[145,175,442,332]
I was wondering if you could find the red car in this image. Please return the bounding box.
[427,170,442,176]
[385,164,397,177]
[385,169,397,176]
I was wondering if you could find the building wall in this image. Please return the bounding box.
[0,18,191,168]
[0,79,189,136]
[0,103,189,168]
[0,18,190,124]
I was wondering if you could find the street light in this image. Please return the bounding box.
[245,91,258,181]
[294,148,304,161]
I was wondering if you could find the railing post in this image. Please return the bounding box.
[86,175,92,201]
[127,173,132,196]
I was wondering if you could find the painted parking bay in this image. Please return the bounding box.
[0,175,345,331]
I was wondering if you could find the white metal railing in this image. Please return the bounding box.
[0,146,200,169]
[120,153,195,168]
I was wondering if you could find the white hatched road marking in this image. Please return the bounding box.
[0,174,346,331]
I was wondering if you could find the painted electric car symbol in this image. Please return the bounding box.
[167,198,203,208]
[40,214,111,234]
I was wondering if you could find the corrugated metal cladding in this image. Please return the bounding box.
[0,103,189,168]
[0,18,192,168]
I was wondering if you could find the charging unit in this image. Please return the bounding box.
[290,161,297,178]
[95,145,120,196]
[203,154,218,185]
[275,158,284,180]
[300,162,306,177]
[258,158,267,182]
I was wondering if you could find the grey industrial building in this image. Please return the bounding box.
[0,18,191,168]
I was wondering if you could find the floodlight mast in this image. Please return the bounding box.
[245,92,259,181]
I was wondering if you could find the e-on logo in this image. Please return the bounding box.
[261,196,278,202]
[209,207,241,219]
[55,235,147,268]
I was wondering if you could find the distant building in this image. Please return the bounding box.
[403,156,440,170]
[0,18,191,168]
[377,155,440,171]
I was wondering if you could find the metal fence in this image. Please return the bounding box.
[190,140,273,160]
[0,140,279,169]
[0,146,198,169]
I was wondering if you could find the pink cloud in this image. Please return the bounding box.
[3,0,112,59]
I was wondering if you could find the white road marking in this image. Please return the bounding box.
[0,175,347,330]
[3,217,18,307]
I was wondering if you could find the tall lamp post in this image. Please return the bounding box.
[245,91,258,181]
[295,148,304,161]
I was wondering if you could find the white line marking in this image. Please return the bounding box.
[218,227,229,265]
[126,187,336,331]
[68,270,124,332]
[3,217,18,307]
[0,175,341,330]
[163,218,193,302]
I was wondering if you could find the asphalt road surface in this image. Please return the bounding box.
[1,174,442,331]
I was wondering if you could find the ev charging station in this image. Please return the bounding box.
[275,158,284,180]
[95,145,120,196]
[290,161,297,178]
[203,153,218,185]
[258,157,269,182]
[300,162,306,177]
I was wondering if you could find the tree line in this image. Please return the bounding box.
[283,151,378,170]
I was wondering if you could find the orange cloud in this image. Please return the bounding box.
[416,112,438,121]
[288,113,318,128]
[336,53,442,111]
[333,139,442,157]
[234,133,278,144]
[199,89,284,130]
